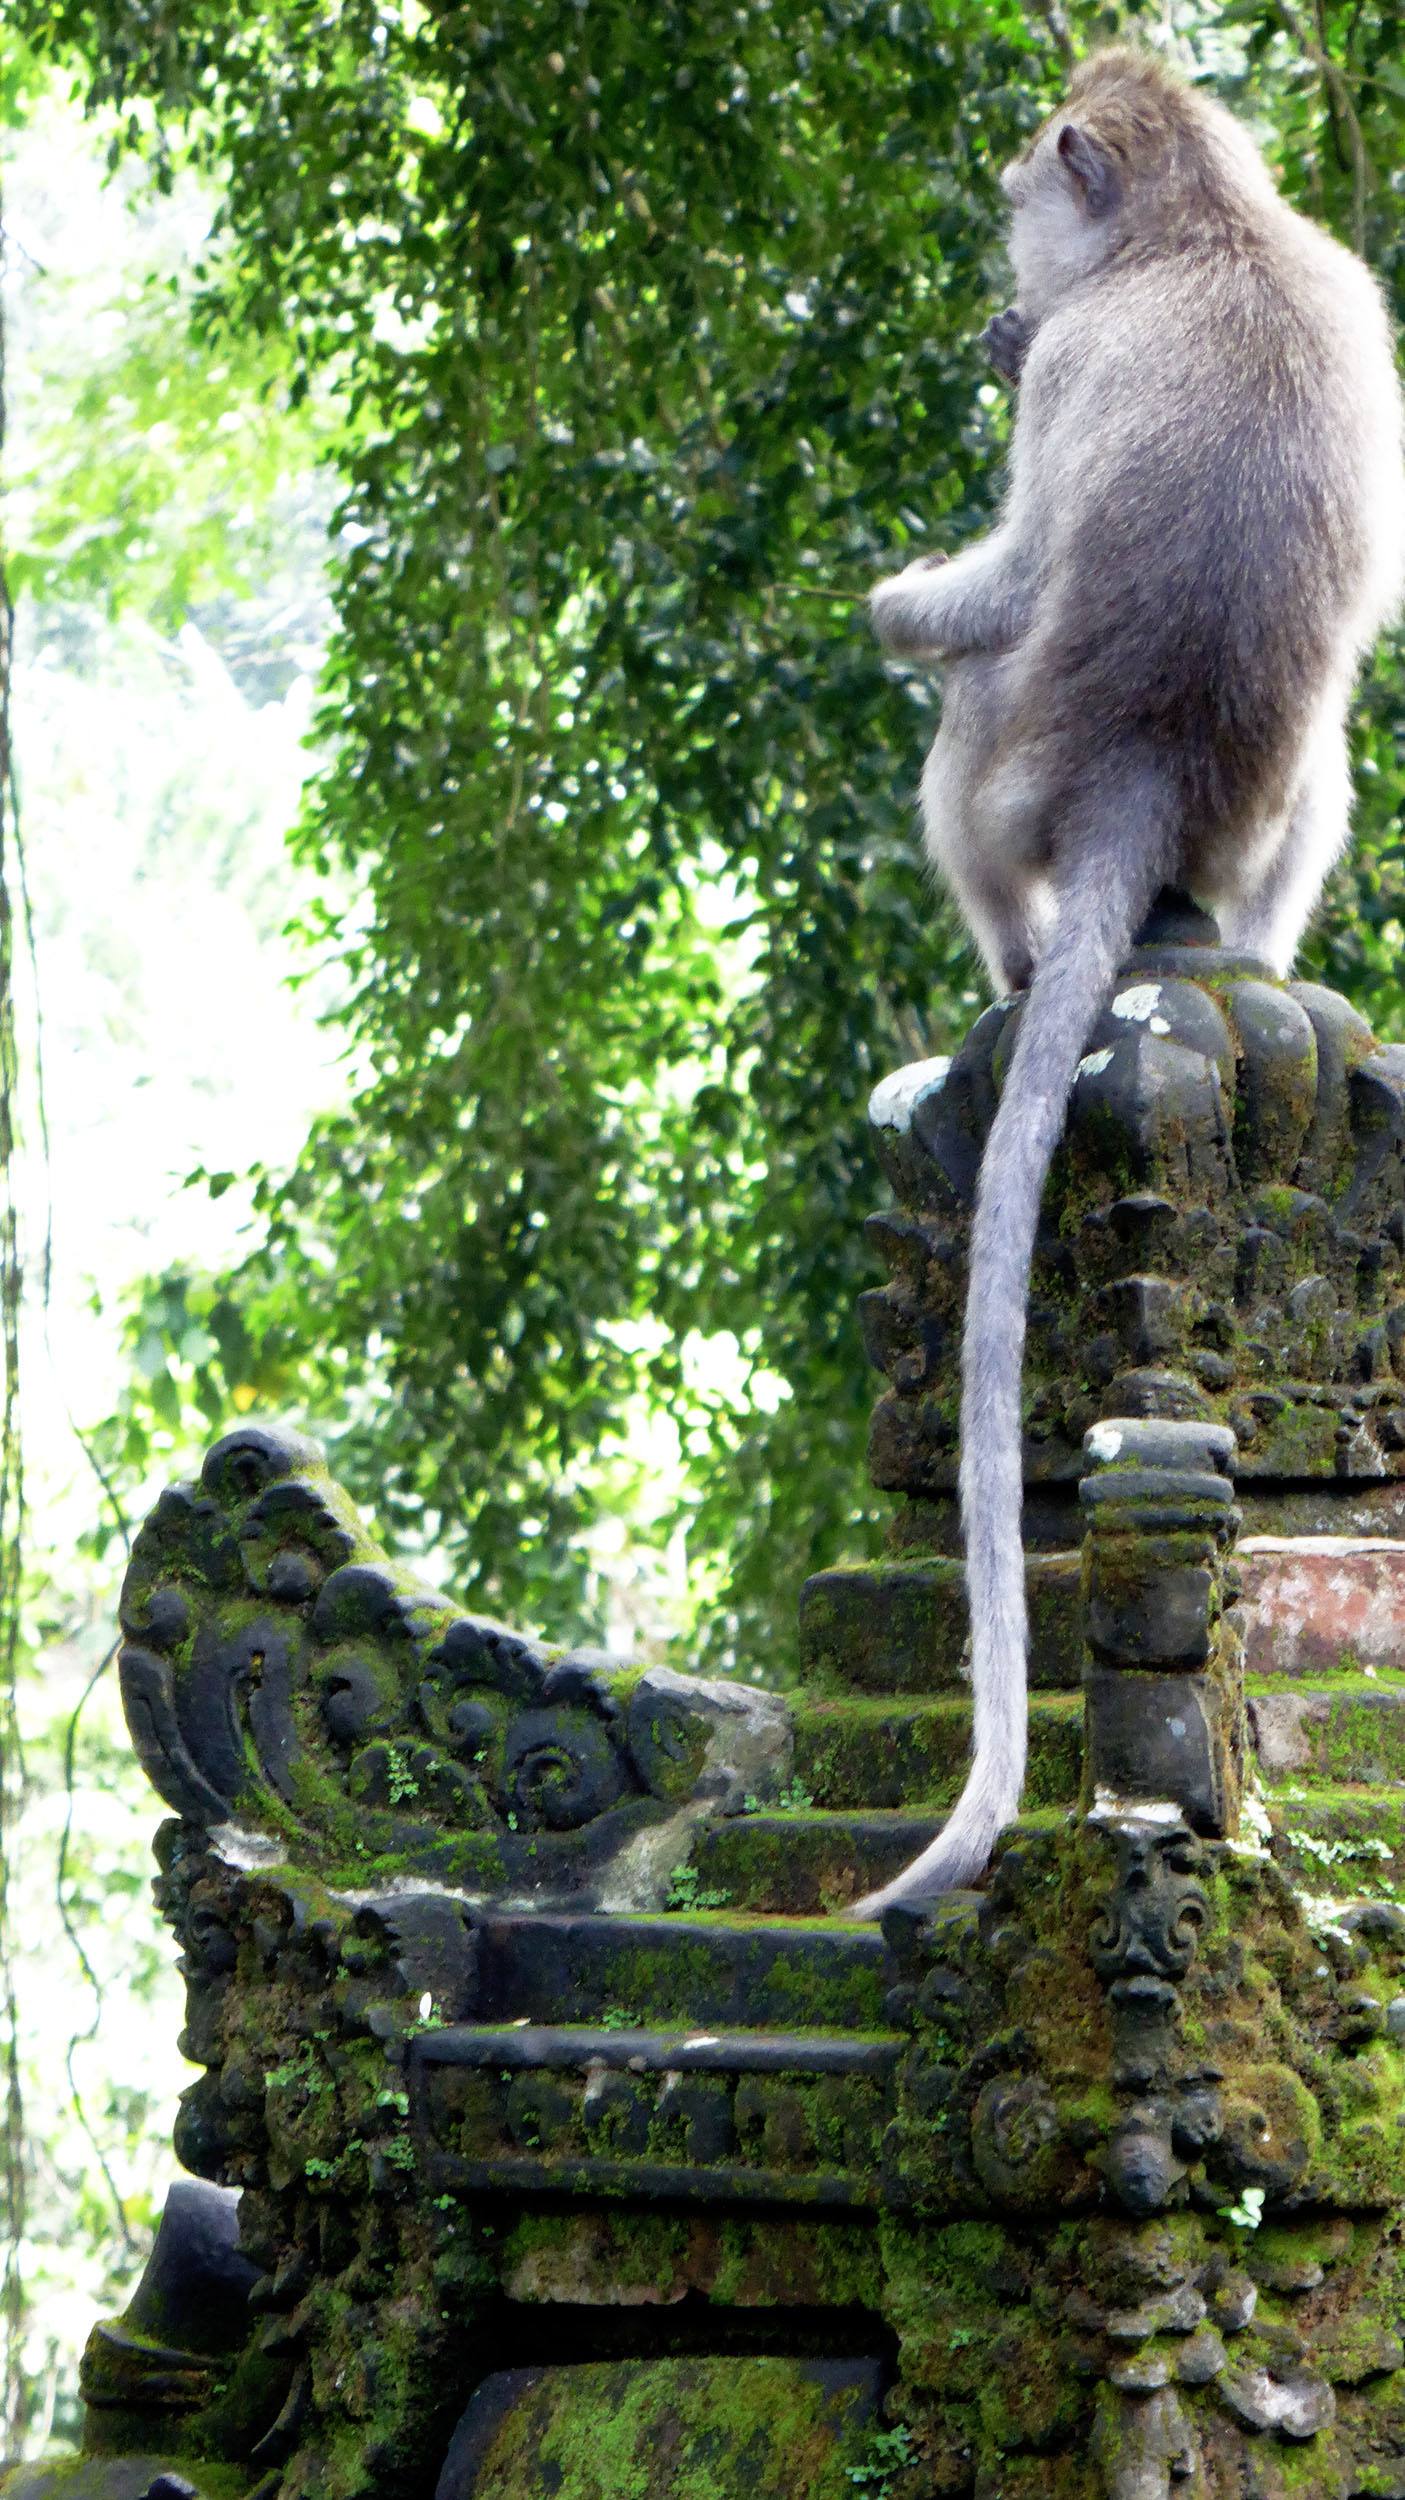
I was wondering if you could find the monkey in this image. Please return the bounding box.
[853,47,1405,1921]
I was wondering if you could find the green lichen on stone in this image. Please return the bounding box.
[493,2211,884,2315]
[0,2468,259,2499]
[1249,1676,1405,1793]
[798,1557,1083,1699]
[790,1693,1082,1815]
[439,2355,883,2500]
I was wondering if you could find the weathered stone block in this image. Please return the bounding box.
[799,1555,1084,1694]
[1084,1667,1236,1834]
[1086,1548,1218,1668]
[1223,979,1319,1183]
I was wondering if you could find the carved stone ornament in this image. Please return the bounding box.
[13,904,1405,2500]
[118,1422,793,1910]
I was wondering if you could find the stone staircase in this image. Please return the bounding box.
[686,1539,1405,1917]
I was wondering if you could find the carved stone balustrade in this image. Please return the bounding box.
[8,897,1405,2500]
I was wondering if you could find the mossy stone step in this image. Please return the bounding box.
[471,1908,893,2033]
[782,1678,1405,1822]
[803,1540,1405,1700]
[799,1555,1084,1695]
[1269,1785,1405,1896]
[790,1690,1083,1812]
[691,1809,945,1916]
[692,1807,1082,1918]
[1247,1675,1405,1788]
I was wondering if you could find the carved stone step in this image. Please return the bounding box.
[470,1908,893,2031]
[802,1538,1405,1697]
[691,1808,1063,1917]
[799,1554,1085,1693]
[790,1690,1084,1812]
[409,2020,904,2211]
[1248,1675,1405,1786]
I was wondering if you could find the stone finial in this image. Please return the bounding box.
[863,899,1405,1504]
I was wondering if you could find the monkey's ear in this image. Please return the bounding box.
[1056,122,1120,216]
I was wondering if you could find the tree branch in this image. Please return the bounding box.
[1031,0,1077,72]
[1275,0,1369,254]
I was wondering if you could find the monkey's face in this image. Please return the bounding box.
[1001,119,1124,319]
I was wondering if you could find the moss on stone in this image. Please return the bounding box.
[439,2355,883,2500]
[790,1693,1082,1815]
[1247,1677,1405,1791]
[0,2467,258,2499]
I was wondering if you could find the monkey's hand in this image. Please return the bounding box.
[873,528,1032,658]
[981,305,1030,388]
[870,552,951,657]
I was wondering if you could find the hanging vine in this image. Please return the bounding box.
[0,174,30,2452]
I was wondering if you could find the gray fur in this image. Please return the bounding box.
[854,49,1404,1921]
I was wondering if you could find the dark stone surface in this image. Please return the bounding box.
[863,925,1405,1491]
[122,2181,258,2359]
[1084,1669,1232,1834]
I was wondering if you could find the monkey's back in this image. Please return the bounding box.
[1012,208,1404,863]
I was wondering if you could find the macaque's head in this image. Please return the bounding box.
[1000,48,1277,317]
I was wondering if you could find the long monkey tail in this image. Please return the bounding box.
[852,792,1178,1920]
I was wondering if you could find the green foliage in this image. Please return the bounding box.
[744,1777,816,1814]
[14,0,1405,1690]
[12,0,1063,1671]
[665,1862,732,1914]
[9,259,330,632]
[846,2422,917,2494]
[1218,2184,1266,2229]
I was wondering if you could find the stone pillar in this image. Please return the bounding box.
[1080,1416,1243,1838]
[849,894,1405,2500]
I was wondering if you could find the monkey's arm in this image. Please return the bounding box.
[870,533,1035,659]
[872,321,1057,657]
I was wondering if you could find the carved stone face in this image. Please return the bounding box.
[1084,1809,1216,2218]
[119,1421,793,1911]
[1088,1809,1209,2004]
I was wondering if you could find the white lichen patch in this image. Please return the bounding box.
[1226,1783,1274,1862]
[1111,982,1171,1036]
[1086,1423,1124,1463]
[868,1056,950,1133]
[1087,1789,1186,1828]
[1078,1047,1114,1080]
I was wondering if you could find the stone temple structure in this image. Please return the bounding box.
[9,896,1405,2498]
